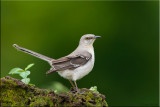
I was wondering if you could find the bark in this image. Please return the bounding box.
[0,76,108,106]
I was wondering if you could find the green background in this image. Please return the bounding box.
[1,1,159,106]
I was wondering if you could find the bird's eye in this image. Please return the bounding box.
[85,37,91,40]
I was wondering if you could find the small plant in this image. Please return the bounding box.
[89,86,99,93]
[9,63,34,84]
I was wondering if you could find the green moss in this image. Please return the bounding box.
[65,89,108,106]
[1,76,108,106]
[30,96,54,106]
[1,77,17,86]
[0,77,34,106]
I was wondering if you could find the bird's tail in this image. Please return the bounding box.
[13,44,54,63]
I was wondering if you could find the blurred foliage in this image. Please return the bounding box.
[1,1,159,106]
[40,81,69,94]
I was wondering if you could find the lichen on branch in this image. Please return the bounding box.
[0,76,108,106]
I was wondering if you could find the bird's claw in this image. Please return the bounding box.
[75,89,86,95]
[70,88,86,95]
[76,91,85,95]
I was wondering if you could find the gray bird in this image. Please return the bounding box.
[13,34,101,92]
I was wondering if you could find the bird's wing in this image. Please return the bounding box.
[46,52,92,74]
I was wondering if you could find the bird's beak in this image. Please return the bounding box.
[94,36,101,39]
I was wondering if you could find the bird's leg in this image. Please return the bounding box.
[74,80,86,95]
[69,80,77,93]
[69,80,75,88]
[74,80,79,92]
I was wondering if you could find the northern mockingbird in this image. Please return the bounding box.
[13,34,101,92]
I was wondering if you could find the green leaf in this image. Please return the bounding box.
[89,86,99,93]
[25,63,34,71]
[21,78,30,84]
[9,68,24,75]
[29,84,35,86]
[19,71,30,78]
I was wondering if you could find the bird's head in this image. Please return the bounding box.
[79,34,101,47]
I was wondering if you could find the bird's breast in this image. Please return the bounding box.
[58,47,95,81]
[72,47,95,81]
[72,55,94,81]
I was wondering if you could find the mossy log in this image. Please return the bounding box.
[0,76,108,106]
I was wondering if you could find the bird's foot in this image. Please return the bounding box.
[69,87,77,93]
[70,87,86,95]
[75,89,86,95]
[76,91,85,95]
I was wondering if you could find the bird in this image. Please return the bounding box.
[13,34,101,92]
